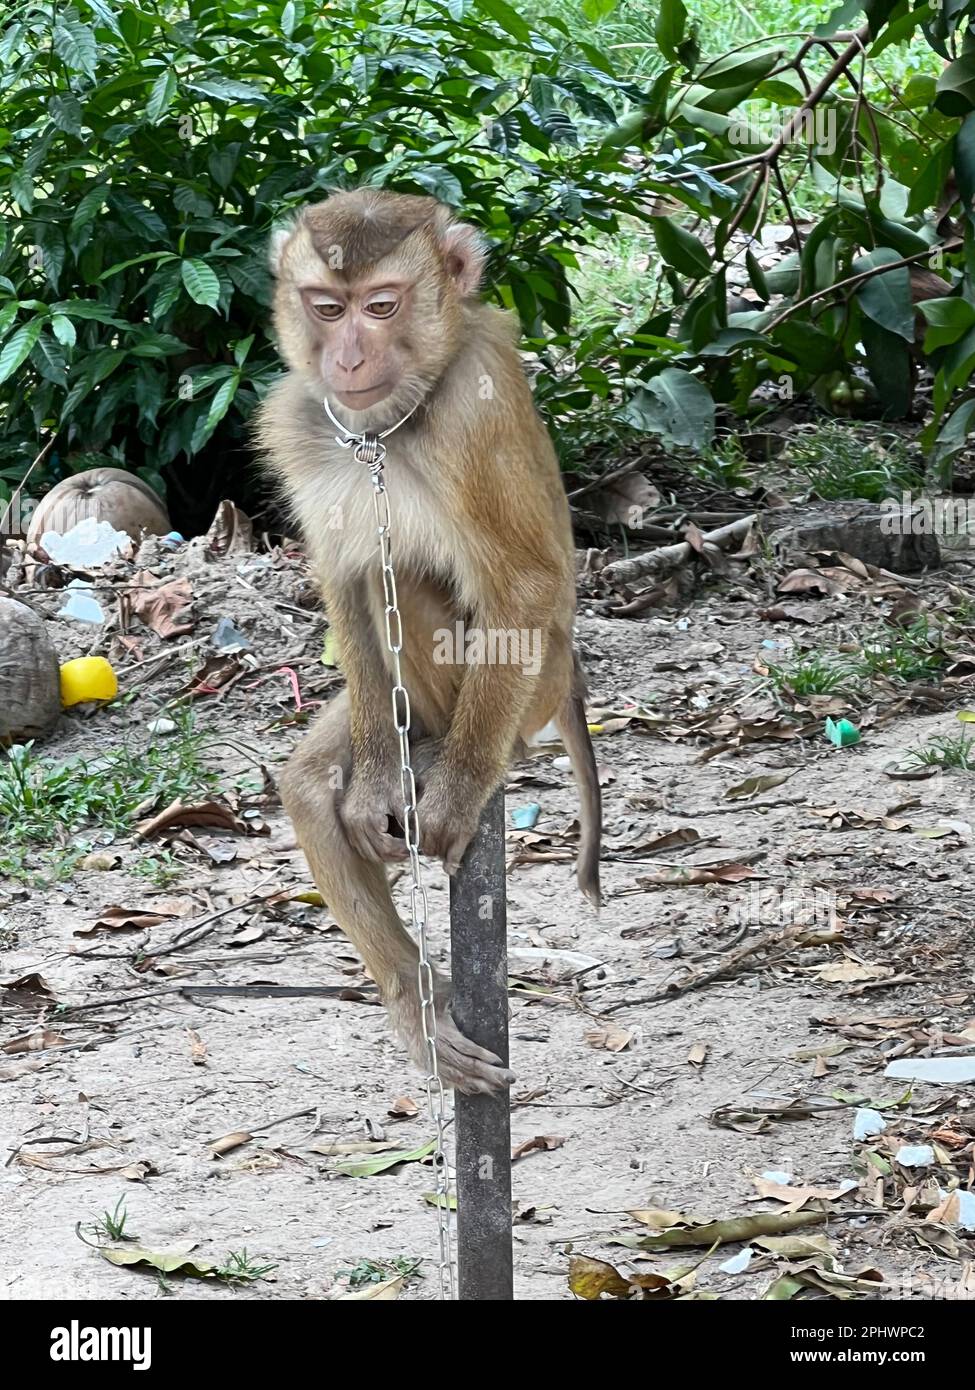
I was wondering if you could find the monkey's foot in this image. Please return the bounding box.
[388,997,515,1096]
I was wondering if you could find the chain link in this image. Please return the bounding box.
[353,432,456,1301]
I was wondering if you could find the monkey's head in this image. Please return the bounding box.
[268,189,487,427]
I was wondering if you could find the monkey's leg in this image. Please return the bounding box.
[280,693,514,1096]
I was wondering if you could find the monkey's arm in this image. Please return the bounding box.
[418,558,563,872]
[321,578,408,862]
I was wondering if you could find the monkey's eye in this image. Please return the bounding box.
[365,298,399,319]
[309,298,344,321]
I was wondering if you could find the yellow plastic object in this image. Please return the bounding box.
[60,657,118,707]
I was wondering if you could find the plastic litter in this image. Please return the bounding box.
[853,1107,887,1140]
[160,531,185,550]
[147,717,178,736]
[41,517,129,567]
[60,657,118,708]
[884,1056,975,1084]
[760,1170,792,1185]
[895,1144,934,1168]
[57,580,105,624]
[212,617,251,652]
[511,803,541,830]
[719,1246,754,1274]
[825,716,860,746]
[939,1188,975,1231]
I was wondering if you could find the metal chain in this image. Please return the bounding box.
[350,429,455,1301]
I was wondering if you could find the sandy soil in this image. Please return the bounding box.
[1,511,974,1302]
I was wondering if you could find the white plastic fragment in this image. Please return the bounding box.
[42,517,130,567]
[719,1246,754,1274]
[939,1188,975,1231]
[761,1170,792,1185]
[895,1145,934,1168]
[146,717,178,736]
[884,1056,975,1084]
[57,579,105,624]
[853,1107,887,1140]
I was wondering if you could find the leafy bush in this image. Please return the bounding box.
[2,0,975,505]
[0,0,650,496]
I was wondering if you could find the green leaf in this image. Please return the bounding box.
[919,296,975,351]
[349,54,379,93]
[180,259,221,309]
[205,373,239,431]
[50,95,83,134]
[581,0,617,17]
[0,302,19,340]
[53,17,98,79]
[51,314,77,348]
[696,50,783,92]
[622,368,715,450]
[184,77,266,104]
[853,248,914,341]
[10,169,33,213]
[333,1139,436,1178]
[147,71,177,123]
[935,55,975,118]
[0,319,44,385]
[101,1246,215,1278]
[745,249,770,302]
[476,0,532,43]
[861,317,913,420]
[31,334,68,388]
[652,219,712,279]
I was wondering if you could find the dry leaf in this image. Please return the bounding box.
[75,903,176,935]
[687,1042,709,1067]
[752,1175,857,1213]
[388,1096,420,1118]
[337,1275,404,1301]
[187,1029,207,1066]
[209,1130,253,1158]
[512,1134,566,1160]
[816,959,892,984]
[585,1025,634,1052]
[129,572,194,638]
[2,1029,68,1055]
[135,798,257,840]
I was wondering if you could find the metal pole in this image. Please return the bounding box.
[449,785,513,1301]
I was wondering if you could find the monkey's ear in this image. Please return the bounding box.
[441,221,487,298]
[268,220,296,276]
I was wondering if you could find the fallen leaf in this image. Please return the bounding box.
[725,771,795,800]
[610,1209,827,1251]
[75,904,176,935]
[816,959,892,984]
[337,1275,404,1300]
[100,1244,214,1277]
[388,1096,420,1119]
[134,798,258,840]
[585,1025,634,1053]
[752,1175,858,1213]
[568,1255,676,1301]
[637,862,763,887]
[209,1130,253,1158]
[332,1138,436,1177]
[2,1029,68,1055]
[687,1042,709,1067]
[512,1134,566,1160]
[187,1029,207,1066]
[129,572,194,639]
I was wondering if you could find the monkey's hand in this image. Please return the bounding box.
[416,768,481,875]
[340,765,409,864]
[388,977,514,1096]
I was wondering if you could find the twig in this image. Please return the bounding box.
[602,514,756,586]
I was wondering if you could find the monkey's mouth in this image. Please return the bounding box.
[334,383,392,409]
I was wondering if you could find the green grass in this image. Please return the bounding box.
[691,435,751,490]
[766,651,856,696]
[854,619,946,685]
[214,1250,278,1283]
[905,732,975,771]
[787,424,924,504]
[337,1256,421,1290]
[0,710,216,854]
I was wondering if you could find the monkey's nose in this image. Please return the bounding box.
[337,351,365,373]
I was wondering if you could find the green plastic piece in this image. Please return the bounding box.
[825,717,860,747]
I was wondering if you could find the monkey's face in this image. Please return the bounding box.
[269,190,487,429]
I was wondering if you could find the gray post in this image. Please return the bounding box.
[449,785,513,1301]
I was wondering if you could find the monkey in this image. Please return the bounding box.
[255,188,601,1095]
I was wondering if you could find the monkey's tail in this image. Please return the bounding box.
[558,657,602,908]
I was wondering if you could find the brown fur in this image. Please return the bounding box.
[255,191,601,1094]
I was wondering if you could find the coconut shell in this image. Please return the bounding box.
[27,468,171,548]
[0,596,61,742]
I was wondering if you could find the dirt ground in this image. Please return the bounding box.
[1,499,974,1302]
